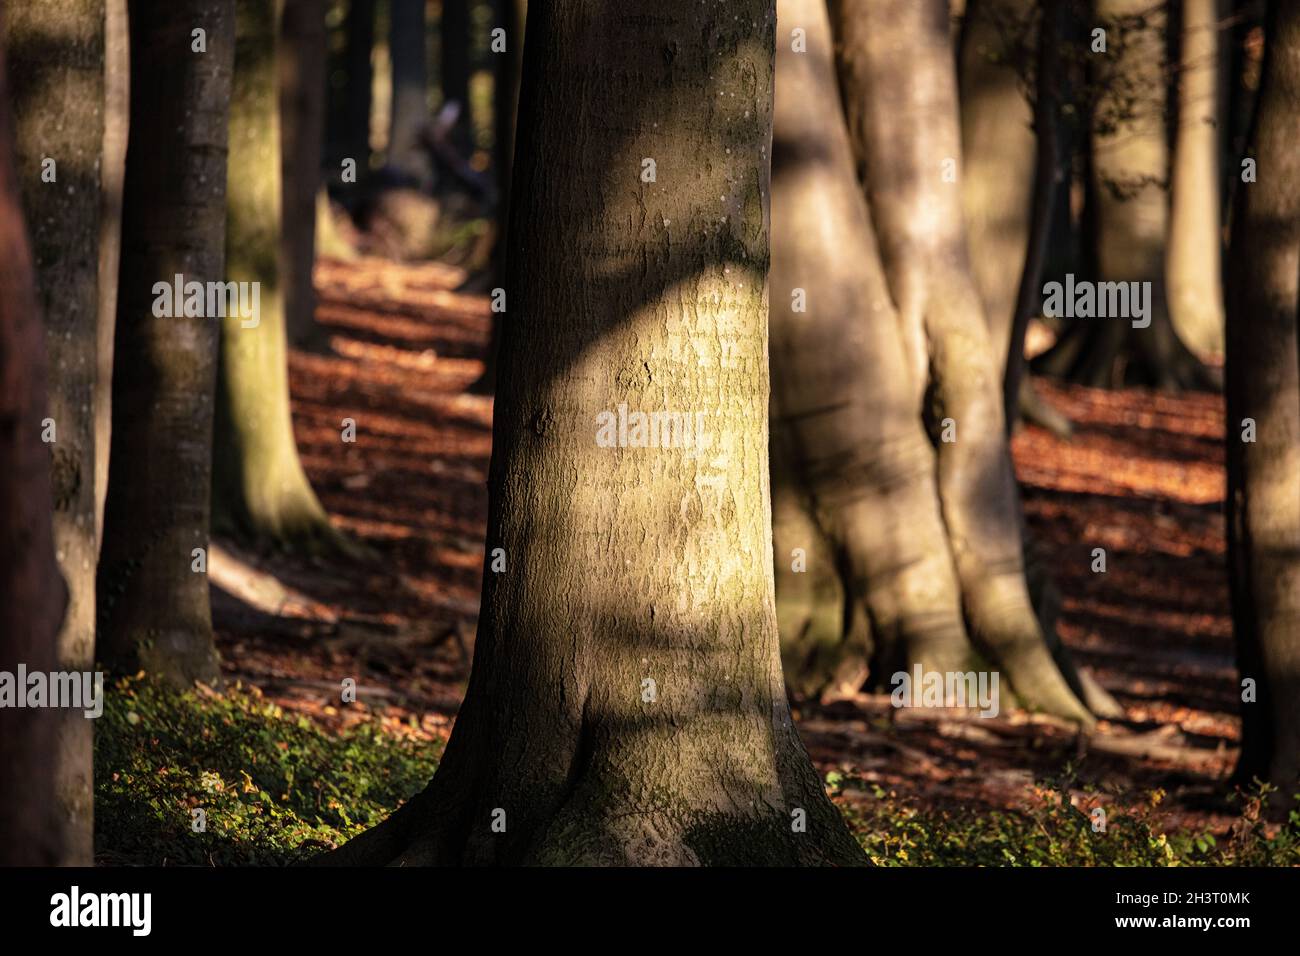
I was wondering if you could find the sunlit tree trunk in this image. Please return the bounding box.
[328,0,866,866]
[216,0,340,551]
[1224,0,1300,794]
[831,0,1094,723]
[1168,0,1226,357]
[0,18,67,865]
[5,0,104,863]
[97,0,233,687]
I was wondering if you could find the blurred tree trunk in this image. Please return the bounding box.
[328,0,865,866]
[831,0,1096,723]
[5,0,105,864]
[341,0,374,169]
[1224,0,1300,795]
[281,0,329,349]
[441,0,473,158]
[471,0,525,395]
[0,15,67,866]
[1168,0,1226,357]
[97,0,128,545]
[216,0,341,552]
[97,0,232,687]
[772,0,972,698]
[388,0,429,183]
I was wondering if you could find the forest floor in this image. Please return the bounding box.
[190,253,1287,864]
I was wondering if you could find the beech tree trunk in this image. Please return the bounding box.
[831,0,1094,723]
[281,0,329,349]
[4,0,104,866]
[388,0,429,184]
[440,0,473,159]
[215,0,341,551]
[329,0,866,866]
[1224,0,1300,795]
[1168,0,1227,357]
[97,0,234,687]
[0,16,68,866]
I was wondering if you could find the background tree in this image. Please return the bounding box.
[281,0,329,348]
[1224,0,1300,795]
[5,0,104,864]
[0,12,67,864]
[388,0,429,184]
[215,0,342,551]
[98,0,235,687]
[327,0,866,866]
[440,0,473,159]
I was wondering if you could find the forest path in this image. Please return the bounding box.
[211,255,1241,834]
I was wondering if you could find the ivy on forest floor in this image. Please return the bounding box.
[96,678,1298,866]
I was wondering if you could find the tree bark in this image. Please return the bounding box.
[388,0,430,184]
[215,0,341,552]
[440,0,473,159]
[339,0,374,170]
[5,0,105,863]
[1224,0,1300,795]
[328,0,866,866]
[832,0,1094,724]
[97,0,233,687]
[1168,0,1227,357]
[281,0,329,349]
[0,13,68,866]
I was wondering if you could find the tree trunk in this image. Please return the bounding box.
[471,0,525,395]
[959,0,1038,375]
[96,0,128,545]
[0,16,68,866]
[215,0,340,552]
[340,0,374,170]
[440,0,473,159]
[1224,0,1300,795]
[281,0,329,349]
[832,0,1094,724]
[97,0,234,687]
[328,0,866,866]
[388,0,429,184]
[5,0,105,864]
[771,0,973,697]
[1168,0,1227,357]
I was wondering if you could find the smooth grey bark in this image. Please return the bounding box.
[328,0,866,866]
[0,16,68,865]
[4,0,105,864]
[831,0,1094,724]
[1224,0,1300,795]
[98,0,233,687]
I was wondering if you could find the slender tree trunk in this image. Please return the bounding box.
[440,0,473,159]
[832,0,1094,724]
[0,16,67,865]
[216,0,341,552]
[281,0,329,349]
[959,0,1038,374]
[341,0,374,170]
[388,0,429,183]
[97,0,128,545]
[1224,0,1300,794]
[328,0,866,866]
[771,0,973,697]
[5,0,105,864]
[97,0,234,687]
[1168,0,1227,357]
[471,0,525,395]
